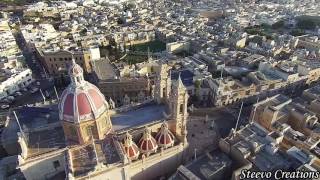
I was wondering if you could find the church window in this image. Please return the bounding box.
[180,104,184,114]
[86,126,94,137]
[53,161,60,170]
[69,126,77,137]
[163,88,166,97]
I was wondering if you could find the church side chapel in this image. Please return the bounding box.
[58,58,190,179]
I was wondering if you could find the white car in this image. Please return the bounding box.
[1,104,9,109]
[7,96,14,100]
[30,88,39,93]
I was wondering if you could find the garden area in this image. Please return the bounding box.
[244,23,275,40]
[245,16,320,37]
[129,40,166,52]
[100,40,166,64]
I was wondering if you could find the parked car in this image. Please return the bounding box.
[30,88,39,93]
[7,96,15,101]
[1,104,9,109]
[45,91,50,98]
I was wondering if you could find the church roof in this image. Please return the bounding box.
[111,102,167,132]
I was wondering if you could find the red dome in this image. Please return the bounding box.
[59,61,109,123]
[138,127,158,154]
[155,122,174,148]
[123,132,140,160]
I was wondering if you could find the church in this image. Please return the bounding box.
[5,59,190,180]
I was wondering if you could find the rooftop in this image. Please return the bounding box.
[187,151,232,179]
[111,103,167,132]
[70,137,121,177]
[172,150,232,180]
[1,105,65,159]
[26,126,65,158]
[92,58,118,81]
[251,148,292,171]
[171,69,194,87]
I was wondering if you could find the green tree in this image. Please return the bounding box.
[272,20,285,29]
[291,29,305,36]
[297,19,317,30]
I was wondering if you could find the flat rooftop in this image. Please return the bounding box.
[111,103,167,132]
[92,58,118,80]
[185,151,232,180]
[70,137,121,177]
[252,148,292,171]
[14,105,60,128]
[171,69,194,87]
[2,105,64,158]
[26,126,65,158]
[306,85,320,96]
[2,105,59,142]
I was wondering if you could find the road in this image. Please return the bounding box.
[0,31,64,111]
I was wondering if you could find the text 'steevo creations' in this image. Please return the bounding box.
[240,169,320,179]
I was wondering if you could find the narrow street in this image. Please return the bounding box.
[1,31,64,109]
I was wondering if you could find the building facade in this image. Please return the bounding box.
[38,50,92,76]
[10,59,190,180]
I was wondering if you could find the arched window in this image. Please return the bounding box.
[180,104,184,114]
[163,88,166,97]
[86,126,94,137]
[69,126,77,137]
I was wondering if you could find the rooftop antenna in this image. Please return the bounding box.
[54,85,59,100]
[219,60,225,86]
[220,67,223,80]
[97,62,101,77]
[147,47,151,63]
[39,88,46,104]
[234,101,244,133]
[71,53,76,64]
[42,66,48,79]
[13,111,26,139]
[250,97,259,123]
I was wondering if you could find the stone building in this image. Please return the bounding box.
[1,59,190,180]
[97,78,151,106]
[250,93,320,160]
[37,49,92,76]
[91,58,152,106]
[218,122,319,180]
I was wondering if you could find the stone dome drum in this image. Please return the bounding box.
[59,60,109,123]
